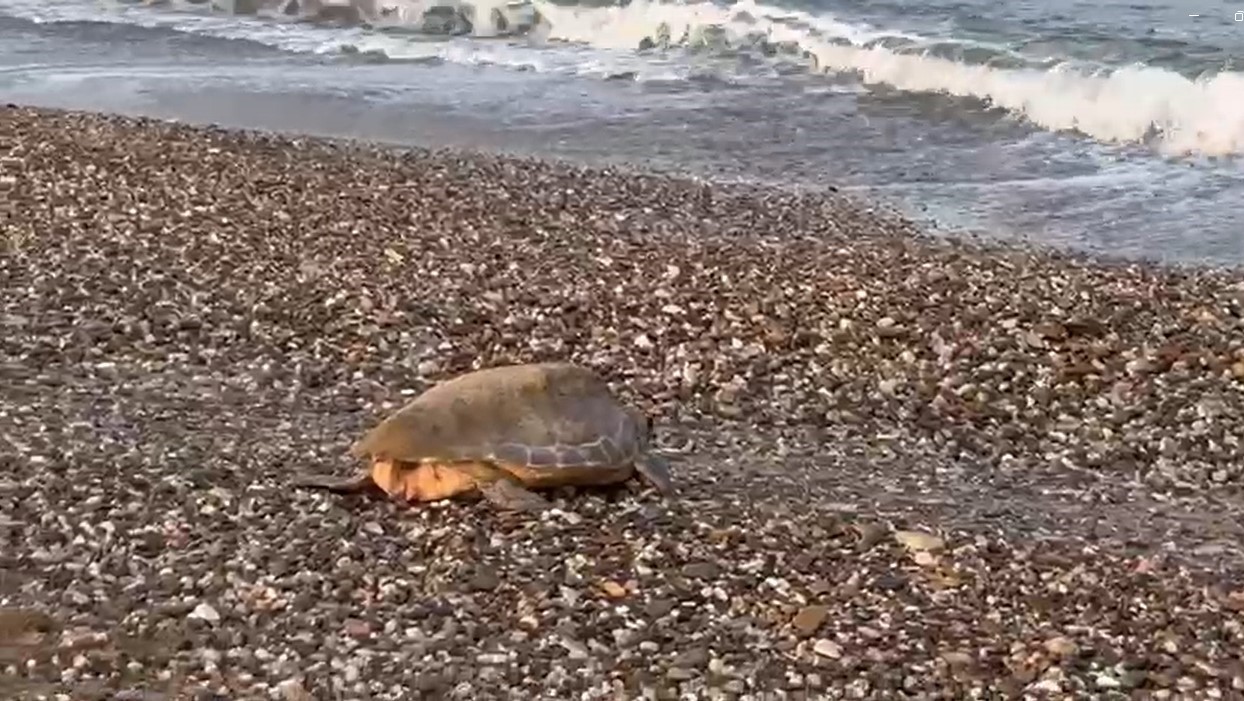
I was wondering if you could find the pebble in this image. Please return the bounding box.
[666,667,695,681]
[894,530,944,552]
[470,571,500,592]
[791,605,830,637]
[1028,678,1062,693]
[674,648,709,668]
[187,603,220,623]
[681,562,719,579]
[941,651,973,667]
[812,639,843,659]
[1043,636,1078,657]
[1095,673,1122,689]
[645,599,675,618]
[275,679,312,701]
[560,638,589,660]
[598,581,627,599]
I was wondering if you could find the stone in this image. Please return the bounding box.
[873,574,908,591]
[469,571,500,592]
[812,639,843,659]
[598,581,627,599]
[941,651,973,667]
[645,599,675,618]
[853,522,890,550]
[1043,636,1077,657]
[791,605,830,637]
[276,679,312,701]
[894,530,944,553]
[666,667,695,681]
[681,562,719,579]
[1028,678,1062,693]
[187,603,220,623]
[1095,673,1121,689]
[674,648,709,668]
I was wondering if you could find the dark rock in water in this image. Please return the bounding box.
[226,0,264,15]
[338,44,389,63]
[774,39,802,55]
[488,4,541,35]
[421,5,472,35]
[691,25,729,50]
[311,5,363,24]
[283,0,375,25]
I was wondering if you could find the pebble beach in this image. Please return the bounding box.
[2,104,1244,699]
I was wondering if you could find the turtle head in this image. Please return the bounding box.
[630,408,657,449]
[634,452,674,497]
[632,409,675,497]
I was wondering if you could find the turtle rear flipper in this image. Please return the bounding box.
[634,453,675,497]
[291,471,374,494]
[477,477,551,512]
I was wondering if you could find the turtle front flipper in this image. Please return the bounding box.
[634,453,675,497]
[476,476,551,512]
[290,470,375,494]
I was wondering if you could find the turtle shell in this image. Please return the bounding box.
[352,362,647,470]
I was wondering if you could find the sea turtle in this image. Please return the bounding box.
[292,362,675,511]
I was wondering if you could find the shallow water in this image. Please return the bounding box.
[0,0,1241,266]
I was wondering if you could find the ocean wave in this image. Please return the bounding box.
[2,0,1242,157]
[532,0,1244,157]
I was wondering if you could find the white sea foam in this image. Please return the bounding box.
[533,0,1244,157]
[2,0,1242,156]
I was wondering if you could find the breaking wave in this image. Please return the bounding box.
[530,0,1244,157]
[3,0,1243,157]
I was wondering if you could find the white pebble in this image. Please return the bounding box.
[1028,678,1062,693]
[813,639,843,659]
[560,637,589,660]
[1095,673,1121,689]
[189,602,221,622]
